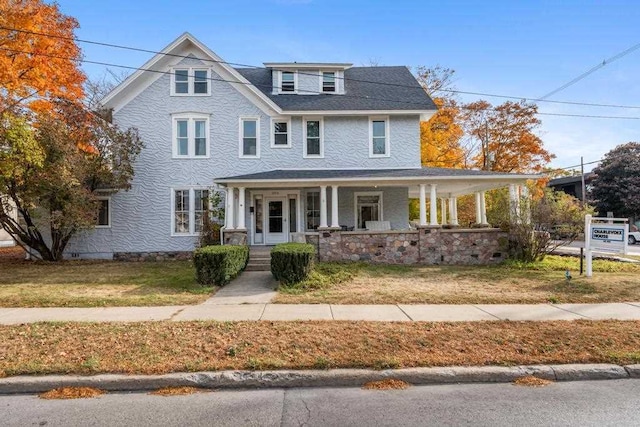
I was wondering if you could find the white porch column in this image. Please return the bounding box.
[480,191,488,225]
[509,184,520,223]
[418,184,427,226]
[475,192,482,224]
[520,185,531,224]
[320,185,328,229]
[440,198,447,226]
[237,187,246,230]
[451,197,459,226]
[330,185,340,228]
[226,186,235,229]
[429,184,438,226]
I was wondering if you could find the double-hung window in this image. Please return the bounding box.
[240,117,260,158]
[174,190,190,234]
[193,189,210,233]
[281,71,295,92]
[303,117,323,158]
[172,188,210,235]
[322,71,336,93]
[171,68,210,95]
[96,197,111,228]
[271,118,291,148]
[172,114,209,158]
[369,116,389,157]
[305,191,320,231]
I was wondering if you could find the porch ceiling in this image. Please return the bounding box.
[214,168,539,197]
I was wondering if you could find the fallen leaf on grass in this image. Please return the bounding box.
[149,386,209,396]
[362,379,410,390]
[39,387,105,399]
[513,376,553,387]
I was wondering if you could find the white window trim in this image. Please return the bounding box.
[239,116,261,159]
[95,196,111,228]
[170,187,210,237]
[369,116,390,158]
[270,117,292,148]
[277,70,298,94]
[171,113,210,159]
[353,191,384,230]
[170,67,211,96]
[319,70,337,94]
[303,116,324,159]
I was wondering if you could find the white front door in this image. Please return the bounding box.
[265,197,288,244]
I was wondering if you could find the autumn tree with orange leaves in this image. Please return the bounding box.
[416,66,466,168]
[462,100,554,173]
[0,0,85,112]
[0,0,143,260]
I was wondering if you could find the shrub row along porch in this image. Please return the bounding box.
[214,168,536,265]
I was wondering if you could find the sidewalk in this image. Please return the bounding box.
[1,302,639,324]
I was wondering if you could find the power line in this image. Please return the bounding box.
[4,44,640,120]
[440,89,640,110]
[2,45,640,120]
[539,41,640,100]
[4,25,640,112]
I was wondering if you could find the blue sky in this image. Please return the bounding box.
[57,0,640,171]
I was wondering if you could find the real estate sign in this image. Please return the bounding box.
[584,214,629,277]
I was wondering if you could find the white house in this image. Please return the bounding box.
[65,33,535,264]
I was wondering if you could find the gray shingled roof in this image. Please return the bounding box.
[235,66,437,112]
[216,168,519,182]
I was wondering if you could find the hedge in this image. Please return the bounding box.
[271,242,316,285]
[193,245,249,286]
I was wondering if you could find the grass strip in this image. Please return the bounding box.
[1,320,639,377]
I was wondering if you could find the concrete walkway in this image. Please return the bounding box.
[1,302,639,324]
[203,271,277,305]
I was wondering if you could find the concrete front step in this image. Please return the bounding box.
[245,264,271,271]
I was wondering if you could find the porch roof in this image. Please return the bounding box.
[214,168,539,197]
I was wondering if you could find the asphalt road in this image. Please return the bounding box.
[553,239,640,257]
[3,379,640,426]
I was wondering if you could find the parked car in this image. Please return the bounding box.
[629,231,640,245]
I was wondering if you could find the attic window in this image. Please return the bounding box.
[322,72,336,92]
[175,69,189,94]
[281,71,295,92]
[171,68,210,96]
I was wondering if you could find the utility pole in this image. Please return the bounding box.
[580,156,586,206]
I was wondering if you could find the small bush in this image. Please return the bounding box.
[271,243,316,285]
[193,245,248,286]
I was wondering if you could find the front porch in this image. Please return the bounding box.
[215,168,536,265]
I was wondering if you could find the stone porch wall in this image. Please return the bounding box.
[307,228,507,265]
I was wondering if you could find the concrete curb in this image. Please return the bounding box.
[0,364,637,395]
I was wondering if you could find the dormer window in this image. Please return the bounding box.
[322,72,336,93]
[281,71,295,92]
[171,68,210,96]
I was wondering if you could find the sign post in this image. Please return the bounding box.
[584,215,629,278]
